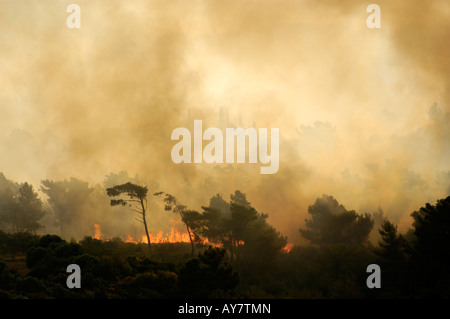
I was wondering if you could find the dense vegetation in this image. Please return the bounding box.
[1,172,450,299]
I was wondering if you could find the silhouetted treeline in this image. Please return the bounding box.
[1,171,450,298]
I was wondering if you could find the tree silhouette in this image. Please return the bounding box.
[375,219,410,297]
[409,196,450,297]
[41,178,93,239]
[161,193,202,257]
[106,183,151,249]
[201,191,286,265]
[0,173,18,232]
[0,174,45,233]
[377,220,410,263]
[201,194,233,256]
[178,247,239,298]
[299,194,374,246]
[15,183,46,233]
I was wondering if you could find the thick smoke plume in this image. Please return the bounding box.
[0,0,448,242]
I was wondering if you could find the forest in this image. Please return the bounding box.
[0,171,450,299]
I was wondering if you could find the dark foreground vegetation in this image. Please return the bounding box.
[0,235,238,299]
[1,194,450,299]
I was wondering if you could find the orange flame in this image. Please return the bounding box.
[122,226,193,244]
[93,222,224,247]
[125,234,140,244]
[125,229,230,247]
[282,243,294,253]
[141,227,191,244]
[93,223,102,240]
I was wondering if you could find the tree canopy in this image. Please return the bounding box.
[201,191,287,265]
[299,194,374,246]
[0,174,45,233]
[408,196,450,297]
[106,182,152,248]
[40,178,93,239]
[162,193,202,257]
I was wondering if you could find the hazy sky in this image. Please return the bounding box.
[1,0,449,242]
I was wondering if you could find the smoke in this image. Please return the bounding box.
[0,0,449,242]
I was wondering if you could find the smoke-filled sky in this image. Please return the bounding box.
[1,0,449,242]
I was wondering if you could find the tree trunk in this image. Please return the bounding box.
[143,214,151,249]
[186,224,194,257]
[140,199,151,249]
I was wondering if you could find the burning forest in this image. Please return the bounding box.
[1,170,450,299]
[1,0,449,305]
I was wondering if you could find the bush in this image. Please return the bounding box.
[17,276,48,297]
[54,242,84,259]
[0,259,16,291]
[38,235,64,248]
[178,247,239,298]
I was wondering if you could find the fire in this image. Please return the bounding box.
[142,227,191,244]
[93,223,102,240]
[93,221,193,244]
[282,243,294,253]
[124,227,192,244]
[125,234,140,244]
[93,222,228,247]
